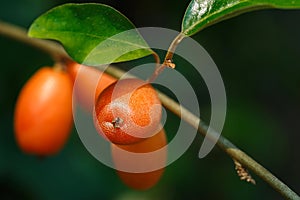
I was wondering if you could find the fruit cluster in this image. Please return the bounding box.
[14,61,167,190]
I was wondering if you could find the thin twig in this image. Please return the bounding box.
[164,32,185,62]
[0,20,67,62]
[147,51,161,82]
[0,20,299,200]
[147,33,185,82]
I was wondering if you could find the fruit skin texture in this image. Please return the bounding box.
[94,78,162,145]
[14,67,73,156]
[111,128,167,190]
[66,61,117,113]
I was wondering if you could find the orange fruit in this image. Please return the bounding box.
[111,128,167,190]
[14,67,73,156]
[93,78,162,144]
[66,61,117,113]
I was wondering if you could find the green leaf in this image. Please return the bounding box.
[28,3,153,65]
[182,0,300,36]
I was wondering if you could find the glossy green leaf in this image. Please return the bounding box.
[28,3,152,65]
[182,0,300,36]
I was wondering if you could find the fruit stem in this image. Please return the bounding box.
[52,61,65,72]
[148,33,185,82]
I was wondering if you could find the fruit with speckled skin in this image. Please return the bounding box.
[93,78,162,144]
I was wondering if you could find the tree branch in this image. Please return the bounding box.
[1,20,299,200]
[0,20,67,62]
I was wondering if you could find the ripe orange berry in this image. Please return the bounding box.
[93,78,162,144]
[14,67,73,156]
[66,61,116,113]
[111,128,167,190]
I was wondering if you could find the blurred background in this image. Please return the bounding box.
[1,0,300,199]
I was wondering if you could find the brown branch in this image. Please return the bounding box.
[0,20,67,62]
[147,33,185,82]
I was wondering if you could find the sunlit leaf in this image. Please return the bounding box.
[28,3,153,65]
[182,0,300,36]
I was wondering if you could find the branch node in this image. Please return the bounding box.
[234,159,256,185]
[164,59,176,69]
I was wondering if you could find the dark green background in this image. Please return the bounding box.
[1,0,300,199]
